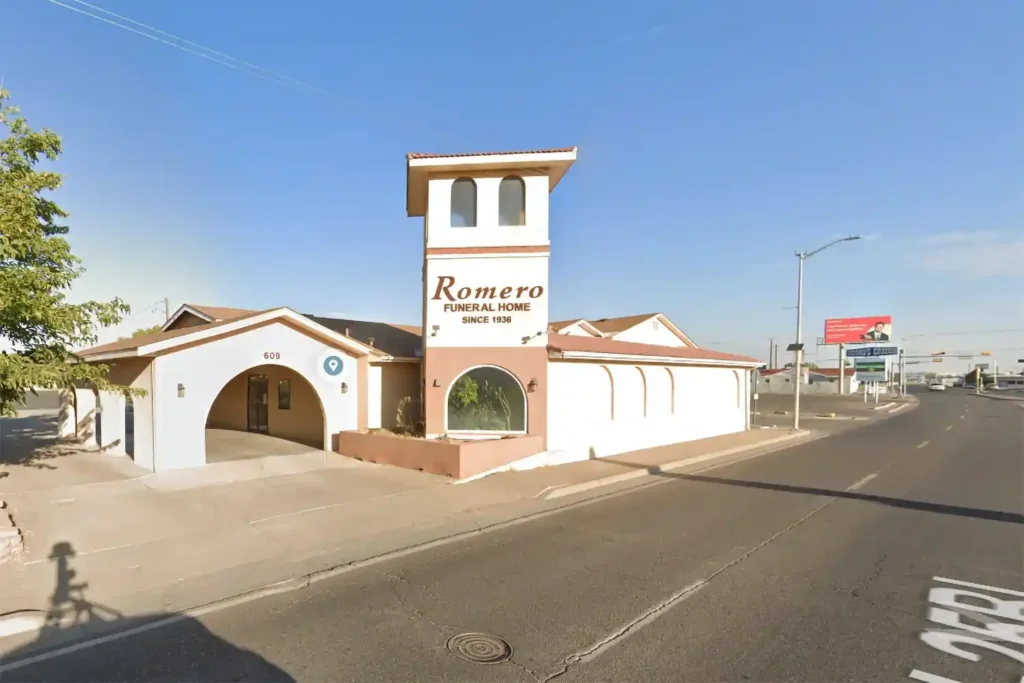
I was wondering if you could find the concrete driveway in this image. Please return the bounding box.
[204,430,323,463]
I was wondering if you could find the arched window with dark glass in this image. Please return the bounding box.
[498,175,526,226]
[450,178,477,228]
[446,366,527,432]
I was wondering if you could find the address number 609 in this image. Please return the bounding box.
[263,352,280,360]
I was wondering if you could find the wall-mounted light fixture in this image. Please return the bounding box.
[431,325,440,337]
[527,378,538,393]
[521,330,545,345]
[177,383,185,398]
[340,382,349,394]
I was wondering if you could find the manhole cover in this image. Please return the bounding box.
[445,632,513,664]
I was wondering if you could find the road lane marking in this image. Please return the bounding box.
[916,576,1024,678]
[934,576,1024,598]
[917,440,930,449]
[909,670,962,683]
[847,473,877,492]
[945,425,953,431]
[557,495,841,672]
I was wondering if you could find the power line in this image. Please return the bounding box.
[900,328,1024,339]
[41,0,365,111]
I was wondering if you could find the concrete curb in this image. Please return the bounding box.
[968,392,1024,402]
[540,431,814,501]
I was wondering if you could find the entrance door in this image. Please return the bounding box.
[247,375,269,433]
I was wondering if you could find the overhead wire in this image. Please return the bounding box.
[40,0,366,111]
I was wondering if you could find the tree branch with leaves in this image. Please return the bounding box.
[0,89,141,415]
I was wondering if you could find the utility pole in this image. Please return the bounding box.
[838,343,846,395]
[793,254,805,430]
[791,235,862,431]
[768,338,774,369]
[163,298,171,322]
[774,345,779,370]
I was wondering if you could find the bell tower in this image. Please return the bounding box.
[405,148,578,440]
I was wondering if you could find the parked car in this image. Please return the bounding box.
[929,383,947,391]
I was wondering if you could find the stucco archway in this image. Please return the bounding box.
[204,363,328,463]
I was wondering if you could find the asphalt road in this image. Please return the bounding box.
[3,391,1022,683]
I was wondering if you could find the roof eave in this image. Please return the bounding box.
[161,304,215,332]
[549,349,762,368]
[77,349,142,362]
[406,148,578,218]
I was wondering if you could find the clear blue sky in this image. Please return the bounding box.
[4,0,1022,370]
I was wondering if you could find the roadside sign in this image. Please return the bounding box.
[857,372,886,382]
[975,363,990,370]
[855,358,886,382]
[846,346,898,358]
[932,358,943,363]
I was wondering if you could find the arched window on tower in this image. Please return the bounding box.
[498,176,526,226]
[450,178,477,228]
[447,366,527,433]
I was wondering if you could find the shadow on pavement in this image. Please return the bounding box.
[0,541,295,682]
[610,464,1024,525]
[0,414,78,478]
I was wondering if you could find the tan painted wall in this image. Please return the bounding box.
[378,362,422,429]
[206,364,325,447]
[423,347,547,442]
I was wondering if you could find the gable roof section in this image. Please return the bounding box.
[576,312,699,348]
[79,308,383,361]
[548,319,603,336]
[303,316,422,358]
[548,335,760,367]
[161,303,256,331]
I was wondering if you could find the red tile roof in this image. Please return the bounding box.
[407,148,576,160]
[548,334,759,364]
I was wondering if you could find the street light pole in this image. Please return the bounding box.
[793,254,806,430]
[791,235,862,431]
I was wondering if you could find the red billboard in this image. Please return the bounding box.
[824,316,893,345]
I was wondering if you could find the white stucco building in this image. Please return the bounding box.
[73,147,761,477]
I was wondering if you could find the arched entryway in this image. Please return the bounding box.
[205,364,326,463]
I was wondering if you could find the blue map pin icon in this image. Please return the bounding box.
[323,356,344,377]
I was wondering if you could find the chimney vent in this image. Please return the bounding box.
[368,337,375,347]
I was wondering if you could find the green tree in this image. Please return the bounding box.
[0,89,138,415]
[118,324,161,340]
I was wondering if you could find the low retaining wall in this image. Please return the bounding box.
[0,502,24,564]
[333,431,546,479]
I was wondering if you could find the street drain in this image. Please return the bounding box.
[445,632,513,664]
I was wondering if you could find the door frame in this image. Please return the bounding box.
[247,374,270,433]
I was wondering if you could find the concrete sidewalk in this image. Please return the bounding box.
[0,427,810,654]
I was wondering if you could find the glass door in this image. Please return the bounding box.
[247,375,269,433]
